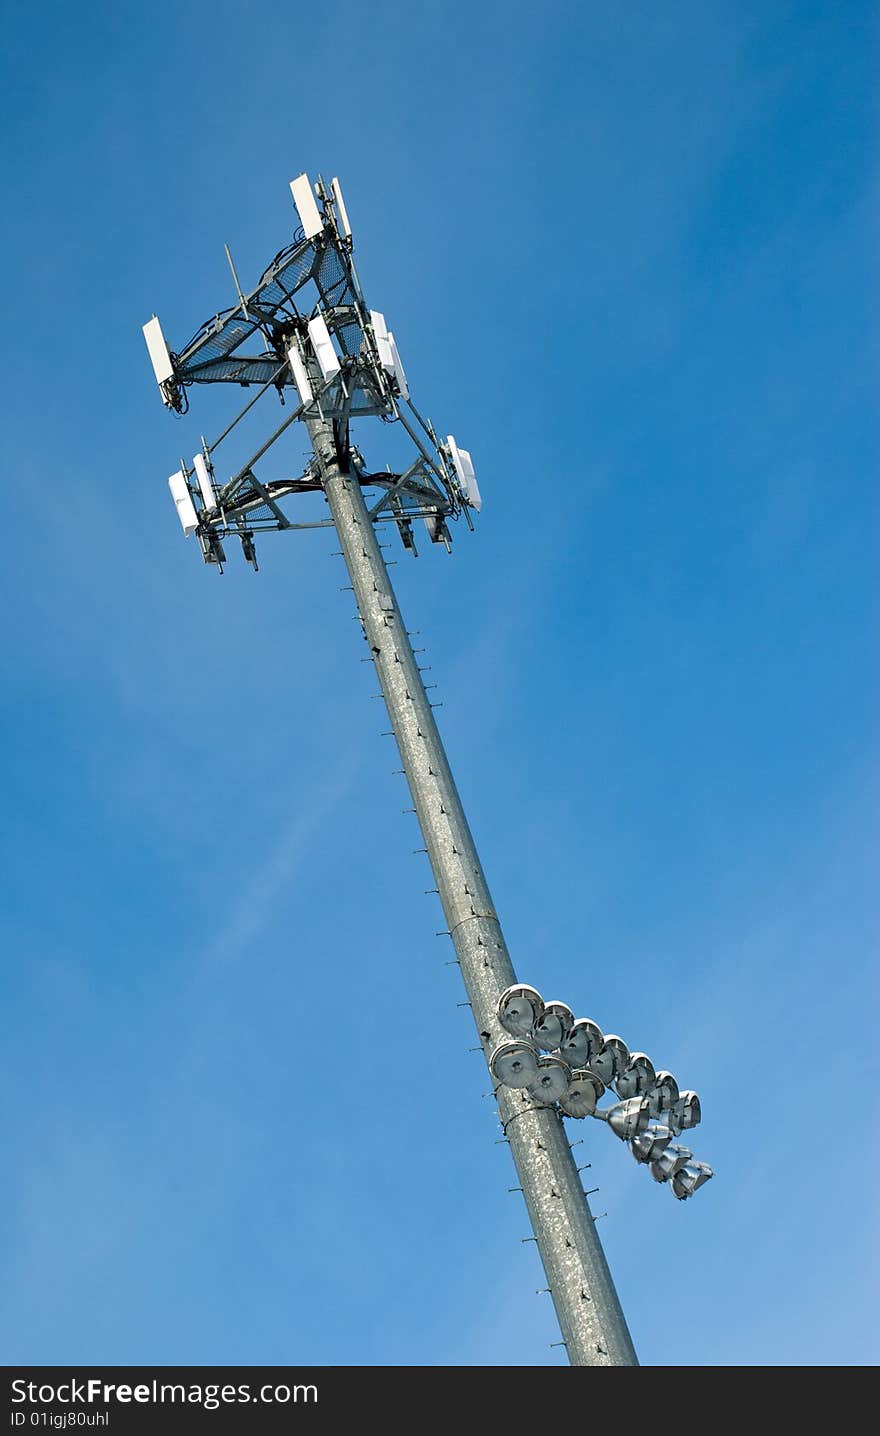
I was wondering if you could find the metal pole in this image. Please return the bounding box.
[308,416,638,1368]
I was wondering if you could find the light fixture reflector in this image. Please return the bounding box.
[533,1000,574,1051]
[560,1018,603,1069]
[489,1039,539,1089]
[645,1070,679,1117]
[669,1091,702,1135]
[671,1160,714,1200]
[605,1096,650,1141]
[615,1051,656,1099]
[497,984,544,1038]
[650,1143,692,1184]
[527,1055,571,1105]
[630,1122,672,1165]
[559,1068,604,1119]
[589,1035,630,1086]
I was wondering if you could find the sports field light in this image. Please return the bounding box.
[629,1123,672,1165]
[671,1161,714,1201]
[560,1018,603,1069]
[604,1096,651,1141]
[615,1051,656,1099]
[650,1143,692,1184]
[491,981,713,1209]
[559,1069,605,1119]
[528,1055,572,1104]
[645,1070,679,1117]
[497,984,544,1038]
[668,1091,701,1134]
[589,1035,629,1086]
[490,1039,539,1089]
[533,1001,574,1051]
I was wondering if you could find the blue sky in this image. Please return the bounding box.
[1,0,876,1366]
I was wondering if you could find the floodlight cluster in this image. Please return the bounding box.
[490,984,713,1201]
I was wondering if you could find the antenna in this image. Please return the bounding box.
[192,451,216,512]
[224,243,250,320]
[306,313,341,381]
[140,170,709,1368]
[290,172,324,239]
[143,316,174,385]
[387,333,409,401]
[167,470,198,535]
[330,176,352,239]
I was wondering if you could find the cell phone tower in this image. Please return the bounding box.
[143,173,713,1368]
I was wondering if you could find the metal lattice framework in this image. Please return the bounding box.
[147,175,472,571]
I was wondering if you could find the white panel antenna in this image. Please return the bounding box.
[330,177,352,238]
[143,316,174,385]
[307,315,341,380]
[370,310,395,372]
[290,173,324,239]
[387,333,409,400]
[192,452,216,511]
[168,471,198,536]
[286,342,313,407]
[446,435,482,511]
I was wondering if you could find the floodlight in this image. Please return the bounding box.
[370,310,395,372]
[287,342,313,407]
[560,1018,603,1069]
[615,1052,656,1099]
[559,1068,604,1119]
[143,315,175,387]
[289,173,323,239]
[605,1097,650,1141]
[489,1039,539,1089]
[668,1091,701,1135]
[644,1070,679,1118]
[527,1055,572,1105]
[671,1161,714,1200]
[533,1000,574,1051]
[630,1123,672,1165]
[192,452,216,511]
[497,984,544,1038]
[330,177,352,238]
[589,1035,629,1086]
[387,333,409,400]
[307,315,341,380]
[649,1143,692,1184]
[168,470,198,536]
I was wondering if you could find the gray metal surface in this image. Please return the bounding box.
[308,415,638,1368]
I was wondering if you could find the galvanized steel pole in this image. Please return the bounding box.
[309,416,638,1368]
